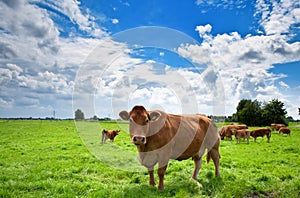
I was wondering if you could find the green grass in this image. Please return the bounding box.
[0,120,300,197]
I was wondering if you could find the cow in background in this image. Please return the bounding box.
[278,127,291,136]
[219,126,232,140]
[250,128,271,142]
[271,123,286,131]
[219,124,248,140]
[101,129,120,143]
[232,129,250,144]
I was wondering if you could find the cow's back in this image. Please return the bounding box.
[137,112,219,163]
[251,128,271,136]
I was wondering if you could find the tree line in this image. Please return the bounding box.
[75,98,293,125]
[233,99,289,126]
[74,109,111,121]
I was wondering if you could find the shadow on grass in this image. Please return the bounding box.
[120,175,224,197]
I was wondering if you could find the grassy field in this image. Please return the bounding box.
[0,120,300,197]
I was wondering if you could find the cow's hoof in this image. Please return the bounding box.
[189,178,202,189]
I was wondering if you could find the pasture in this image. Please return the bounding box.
[0,120,300,197]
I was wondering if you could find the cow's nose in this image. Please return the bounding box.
[132,136,146,144]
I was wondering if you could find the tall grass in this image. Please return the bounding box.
[0,120,300,197]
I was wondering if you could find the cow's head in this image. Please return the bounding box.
[119,106,161,145]
[219,126,226,140]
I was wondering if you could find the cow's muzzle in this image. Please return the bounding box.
[132,135,146,145]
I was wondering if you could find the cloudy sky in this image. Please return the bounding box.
[0,0,300,119]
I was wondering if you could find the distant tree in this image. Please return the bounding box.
[225,116,234,122]
[236,99,251,112]
[234,99,251,122]
[92,115,98,120]
[286,116,294,122]
[262,99,287,125]
[235,99,263,126]
[75,109,85,120]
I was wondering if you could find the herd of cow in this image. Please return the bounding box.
[99,106,291,190]
[219,123,291,144]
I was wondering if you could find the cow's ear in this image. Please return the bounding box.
[103,129,108,134]
[149,111,161,121]
[119,110,130,120]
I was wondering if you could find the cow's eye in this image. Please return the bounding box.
[145,119,149,123]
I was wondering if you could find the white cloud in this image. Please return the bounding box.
[38,0,107,37]
[255,0,300,37]
[0,0,112,118]
[195,0,246,10]
[0,8,89,117]
[0,0,59,39]
[128,87,181,113]
[195,24,212,37]
[0,0,60,66]
[6,63,23,73]
[0,97,13,106]
[112,18,119,24]
[279,81,290,89]
[92,59,217,117]
[178,30,300,115]
[179,2,300,117]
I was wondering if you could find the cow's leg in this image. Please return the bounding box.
[101,133,105,144]
[157,165,167,190]
[191,155,202,179]
[210,147,221,177]
[148,168,156,186]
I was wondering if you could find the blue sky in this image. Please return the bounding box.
[0,0,300,119]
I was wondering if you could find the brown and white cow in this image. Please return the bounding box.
[219,124,248,140]
[278,127,291,136]
[119,105,220,190]
[232,129,250,144]
[250,128,271,142]
[270,123,286,131]
[101,129,120,143]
